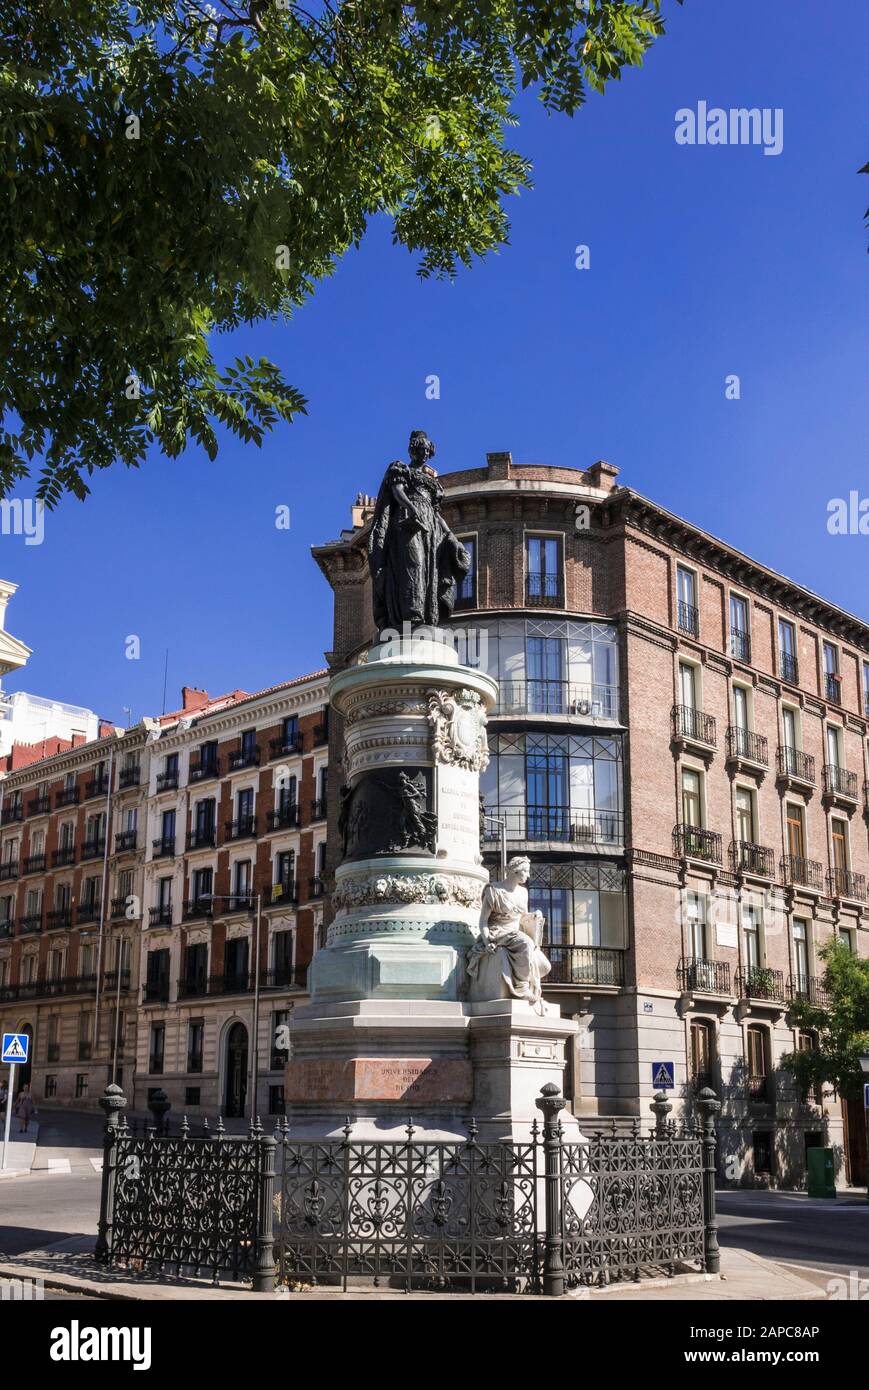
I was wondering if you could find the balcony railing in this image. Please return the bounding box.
[736,967,784,1002]
[825,672,842,705]
[545,946,625,987]
[823,764,858,801]
[47,907,73,929]
[827,867,867,902]
[224,895,255,913]
[263,965,308,990]
[27,794,51,816]
[525,572,563,607]
[228,746,260,771]
[148,905,173,927]
[151,836,176,858]
[730,628,751,663]
[492,680,620,722]
[310,799,327,822]
[671,704,716,747]
[308,876,324,898]
[19,912,43,933]
[780,855,823,890]
[267,803,299,831]
[84,776,109,799]
[177,976,208,999]
[726,726,768,766]
[672,824,722,864]
[46,973,98,997]
[225,815,258,841]
[676,600,699,637]
[747,1074,770,1103]
[268,880,299,907]
[0,860,19,881]
[143,982,170,1003]
[22,853,46,874]
[52,845,76,867]
[481,805,624,846]
[729,840,774,877]
[111,896,131,918]
[118,764,140,789]
[1,804,23,824]
[81,838,106,861]
[269,734,303,760]
[55,787,80,808]
[115,830,137,852]
[208,972,252,996]
[189,758,220,783]
[186,827,216,850]
[156,770,179,792]
[76,902,101,925]
[677,957,731,994]
[787,974,830,1008]
[778,650,799,685]
[103,969,132,993]
[183,897,214,920]
[776,745,815,784]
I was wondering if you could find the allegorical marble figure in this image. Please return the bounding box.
[467,856,552,1011]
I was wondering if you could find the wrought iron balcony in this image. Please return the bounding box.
[47,907,72,930]
[81,838,106,861]
[223,894,255,913]
[778,649,799,685]
[823,764,858,802]
[118,763,140,789]
[0,918,13,937]
[730,627,751,663]
[736,967,784,1002]
[308,876,324,898]
[103,969,132,993]
[183,897,214,920]
[151,836,176,858]
[310,799,327,821]
[545,946,625,987]
[225,815,258,841]
[671,704,716,747]
[148,905,173,927]
[186,826,216,850]
[84,775,109,799]
[672,824,722,864]
[787,974,830,1008]
[0,860,19,880]
[19,912,43,933]
[776,745,815,785]
[177,976,208,999]
[143,982,170,1003]
[492,680,620,722]
[268,880,299,907]
[267,803,299,831]
[677,957,731,994]
[729,840,774,877]
[525,572,563,607]
[827,866,867,902]
[676,600,699,637]
[76,902,101,925]
[111,896,132,919]
[115,830,137,853]
[726,726,768,767]
[481,805,624,846]
[55,787,80,808]
[189,758,220,783]
[156,769,179,792]
[269,734,303,759]
[228,746,260,771]
[263,965,308,990]
[27,793,51,816]
[1,803,23,824]
[52,845,76,867]
[825,672,842,704]
[22,853,46,874]
[747,1074,770,1103]
[208,972,252,996]
[780,855,823,890]
[45,973,98,997]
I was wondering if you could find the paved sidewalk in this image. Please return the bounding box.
[0,1238,826,1302]
[0,1121,39,1177]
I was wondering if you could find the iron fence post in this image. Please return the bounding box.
[95,1082,127,1263]
[695,1087,721,1275]
[253,1132,277,1292]
[535,1082,566,1298]
[650,1090,672,1137]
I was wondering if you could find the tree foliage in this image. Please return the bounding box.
[781,940,869,1102]
[0,1,678,503]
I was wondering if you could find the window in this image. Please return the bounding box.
[526,535,563,605]
[75,1073,88,1099]
[194,798,215,836]
[863,661,869,719]
[752,1130,773,1174]
[455,536,476,609]
[823,643,841,703]
[149,1023,165,1074]
[234,858,252,898]
[275,850,295,890]
[183,943,207,995]
[79,1011,93,1060]
[165,752,179,777]
[681,768,702,827]
[160,808,176,845]
[781,706,797,750]
[317,841,326,878]
[778,619,797,684]
[187,1020,204,1074]
[685,892,708,959]
[732,684,749,730]
[785,803,805,861]
[58,820,74,849]
[729,594,751,661]
[317,766,328,802]
[0,894,13,926]
[224,936,249,987]
[185,1087,201,1107]
[236,787,254,828]
[735,786,756,844]
[742,902,762,970]
[157,876,172,909]
[278,774,297,812]
[690,1019,714,1089]
[831,818,848,870]
[199,740,218,773]
[527,636,565,713]
[792,919,809,989]
[146,948,170,1001]
[676,567,698,635]
[746,1026,769,1102]
[839,926,856,953]
[193,866,213,902]
[282,715,299,749]
[44,1075,57,1099]
[240,728,257,758]
[48,948,63,980]
[117,867,133,902]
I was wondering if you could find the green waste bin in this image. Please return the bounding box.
[806,1146,836,1198]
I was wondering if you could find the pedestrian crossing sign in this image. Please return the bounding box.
[1,1032,28,1064]
[651,1060,675,1089]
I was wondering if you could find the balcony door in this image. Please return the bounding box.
[735,787,755,845]
[526,739,569,839]
[681,769,702,828]
[786,804,805,861]
[527,636,564,714]
[793,920,809,988]
[679,662,697,710]
[686,894,707,959]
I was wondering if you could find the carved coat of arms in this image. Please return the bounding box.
[427,688,489,772]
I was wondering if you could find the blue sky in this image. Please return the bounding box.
[1,1,867,725]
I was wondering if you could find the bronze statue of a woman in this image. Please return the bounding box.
[368,431,471,631]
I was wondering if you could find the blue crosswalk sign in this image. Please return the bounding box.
[652,1060,675,1089]
[1,1033,28,1064]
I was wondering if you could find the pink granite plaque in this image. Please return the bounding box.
[285,1057,473,1104]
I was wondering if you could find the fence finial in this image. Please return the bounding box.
[650,1090,672,1137]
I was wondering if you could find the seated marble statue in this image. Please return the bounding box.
[467,856,551,1012]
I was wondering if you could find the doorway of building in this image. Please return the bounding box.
[843,1099,867,1187]
[224,1022,248,1118]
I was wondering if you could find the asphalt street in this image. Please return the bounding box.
[717,1190,869,1288]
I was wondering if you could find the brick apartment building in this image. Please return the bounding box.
[0,673,328,1118]
[313,451,869,1190]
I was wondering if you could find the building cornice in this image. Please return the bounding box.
[154,678,328,752]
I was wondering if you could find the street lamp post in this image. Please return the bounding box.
[859,1053,869,1202]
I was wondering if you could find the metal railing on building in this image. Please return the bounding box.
[776,745,815,783]
[677,957,731,994]
[671,704,717,746]
[672,824,722,864]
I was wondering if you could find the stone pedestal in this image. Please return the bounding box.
[286,634,579,1140]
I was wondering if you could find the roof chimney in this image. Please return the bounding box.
[486,451,512,480]
[585,459,619,493]
[350,493,376,530]
[181,686,210,713]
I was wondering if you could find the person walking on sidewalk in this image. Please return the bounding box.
[16,1083,35,1133]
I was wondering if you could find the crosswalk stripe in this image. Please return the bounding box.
[90,1157,103,1172]
[47,1158,71,1174]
